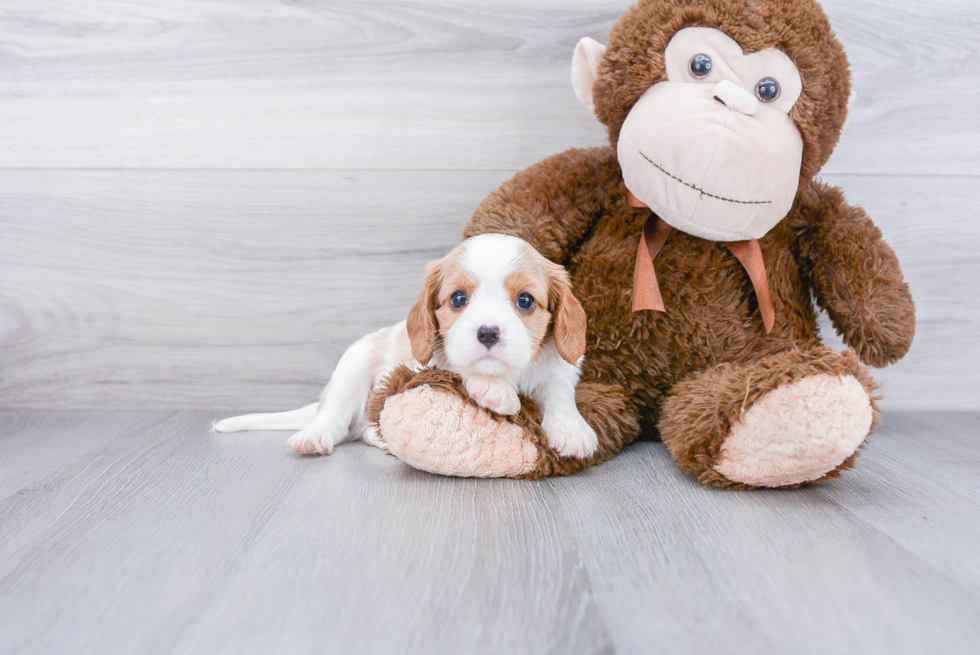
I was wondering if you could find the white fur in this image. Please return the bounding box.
[442,234,535,381]
[214,234,597,459]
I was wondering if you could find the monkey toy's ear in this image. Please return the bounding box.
[571,37,607,113]
[840,89,858,139]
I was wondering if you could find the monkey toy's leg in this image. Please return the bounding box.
[658,347,879,489]
[368,366,640,478]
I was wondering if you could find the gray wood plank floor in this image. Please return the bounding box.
[1,411,978,655]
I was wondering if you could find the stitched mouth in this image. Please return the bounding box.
[639,152,772,205]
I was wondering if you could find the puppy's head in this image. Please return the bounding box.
[407,234,586,377]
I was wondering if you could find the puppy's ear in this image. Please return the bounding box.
[407,259,442,365]
[549,264,587,365]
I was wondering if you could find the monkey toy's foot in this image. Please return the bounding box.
[368,366,640,479]
[660,348,879,489]
[372,368,540,477]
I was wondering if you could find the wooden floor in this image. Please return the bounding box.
[0,411,977,654]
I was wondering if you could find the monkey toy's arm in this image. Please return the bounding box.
[463,147,619,264]
[796,181,915,368]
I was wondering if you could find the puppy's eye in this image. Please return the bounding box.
[756,77,780,102]
[516,293,535,312]
[689,54,712,79]
[450,290,467,309]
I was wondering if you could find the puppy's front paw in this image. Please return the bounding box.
[543,413,598,459]
[465,376,521,416]
[287,425,343,455]
[489,387,522,416]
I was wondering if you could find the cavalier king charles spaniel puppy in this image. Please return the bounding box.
[215,233,597,459]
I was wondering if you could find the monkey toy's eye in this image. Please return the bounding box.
[756,77,780,102]
[689,54,712,79]
[516,293,535,312]
[450,290,467,309]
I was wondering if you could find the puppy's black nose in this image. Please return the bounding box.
[477,325,500,348]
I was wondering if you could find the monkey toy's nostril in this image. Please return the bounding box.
[477,325,500,348]
[711,79,759,116]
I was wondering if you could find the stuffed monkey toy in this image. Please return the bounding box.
[367,0,915,488]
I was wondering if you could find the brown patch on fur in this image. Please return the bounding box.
[546,260,588,365]
[515,242,589,364]
[436,264,477,308]
[504,268,551,360]
[432,265,475,344]
[658,347,880,489]
[407,247,479,364]
[406,260,442,365]
[505,243,588,364]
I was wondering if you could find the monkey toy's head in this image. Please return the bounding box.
[572,0,852,242]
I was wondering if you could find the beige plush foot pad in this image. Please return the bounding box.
[379,384,539,478]
[714,373,873,487]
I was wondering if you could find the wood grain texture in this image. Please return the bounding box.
[0,410,978,654]
[547,420,980,654]
[0,0,976,174]
[1,170,976,410]
[0,169,505,408]
[0,0,977,410]
[815,174,980,411]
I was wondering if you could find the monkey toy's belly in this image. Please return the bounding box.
[569,213,821,415]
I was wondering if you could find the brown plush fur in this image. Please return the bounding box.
[659,347,881,489]
[375,0,915,487]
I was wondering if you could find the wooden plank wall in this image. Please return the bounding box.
[1,0,977,410]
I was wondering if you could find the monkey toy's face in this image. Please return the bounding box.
[574,27,806,242]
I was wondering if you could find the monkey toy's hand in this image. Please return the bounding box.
[800,183,916,368]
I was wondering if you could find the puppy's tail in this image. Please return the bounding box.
[213,402,318,433]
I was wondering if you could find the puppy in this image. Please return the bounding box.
[214,233,598,459]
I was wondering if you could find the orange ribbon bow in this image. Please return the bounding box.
[628,191,775,334]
